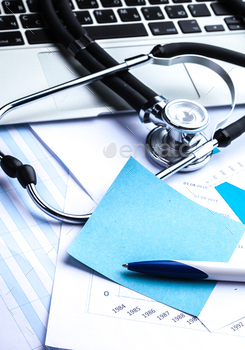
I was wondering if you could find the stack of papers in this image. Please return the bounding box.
[1,106,245,349]
[30,107,245,349]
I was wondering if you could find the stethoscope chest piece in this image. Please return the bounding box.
[146,99,211,171]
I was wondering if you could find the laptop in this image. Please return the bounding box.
[0,0,245,125]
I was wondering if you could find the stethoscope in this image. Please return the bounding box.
[0,0,245,224]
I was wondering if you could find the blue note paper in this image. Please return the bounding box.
[216,182,245,224]
[68,157,245,316]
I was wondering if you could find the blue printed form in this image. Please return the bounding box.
[68,157,245,316]
[0,125,68,350]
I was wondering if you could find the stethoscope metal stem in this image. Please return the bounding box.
[0,54,151,121]
[156,138,218,180]
[26,183,91,224]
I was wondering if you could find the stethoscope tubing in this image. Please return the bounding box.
[41,0,156,113]
[55,0,157,101]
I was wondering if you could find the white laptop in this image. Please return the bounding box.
[0,0,245,125]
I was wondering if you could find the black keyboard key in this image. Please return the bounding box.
[211,3,233,16]
[125,0,146,6]
[3,0,25,13]
[0,31,24,46]
[149,0,168,3]
[86,23,148,39]
[20,14,44,28]
[173,0,191,2]
[76,0,99,9]
[27,0,39,12]
[224,16,244,25]
[118,8,140,21]
[68,0,75,10]
[101,0,122,7]
[0,15,18,30]
[74,11,93,24]
[228,23,245,31]
[188,4,211,17]
[165,5,188,19]
[94,9,117,23]
[25,29,57,44]
[205,24,224,32]
[149,21,178,35]
[178,19,201,33]
[142,7,164,20]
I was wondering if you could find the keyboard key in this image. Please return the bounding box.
[3,0,25,13]
[149,0,168,3]
[165,5,188,19]
[142,7,164,20]
[228,23,245,31]
[0,15,18,30]
[118,8,141,21]
[149,21,178,35]
[25,29,57,44]
[188,4,211,17]
[76,0,99,9]
[94,9,117,23]
[211,3,233,16]
[27,0,39,12]
[20,14,44,28]
[125,0,146,6]
[86,23,148,39]
[0,31,24,46]
[74,11,93,24]
[101,0,122,7]
[178,19,201,33]
[224,16,245,25]
[173,0,191,2]
[205,24,224,32]
[68,0,75,10]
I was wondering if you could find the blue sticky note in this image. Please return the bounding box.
[68,157,245,316]
[216,182,245,224]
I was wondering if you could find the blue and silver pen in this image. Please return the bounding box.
[122,260,245,282]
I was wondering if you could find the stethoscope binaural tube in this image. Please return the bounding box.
[54,0,157,102]
[40,0,158,114]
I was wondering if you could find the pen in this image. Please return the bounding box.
[122,260,245,282]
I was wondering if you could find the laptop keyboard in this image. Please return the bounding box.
[0,0,244,46]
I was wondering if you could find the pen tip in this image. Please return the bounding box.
[122,264,128,268]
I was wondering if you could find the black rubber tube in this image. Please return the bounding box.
[54,0,88,38]
[214,115,245,147]
[40,0,74,48]
[151,42,245,68]
[41,0,151,112]
[56,0,158,101]
[74,49,148,112]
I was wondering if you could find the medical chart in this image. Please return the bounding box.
[0,125,94,350]
[45,168,245,350]
[0,125,66,349]
[67,157,245,316]
[30,106,245,349]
